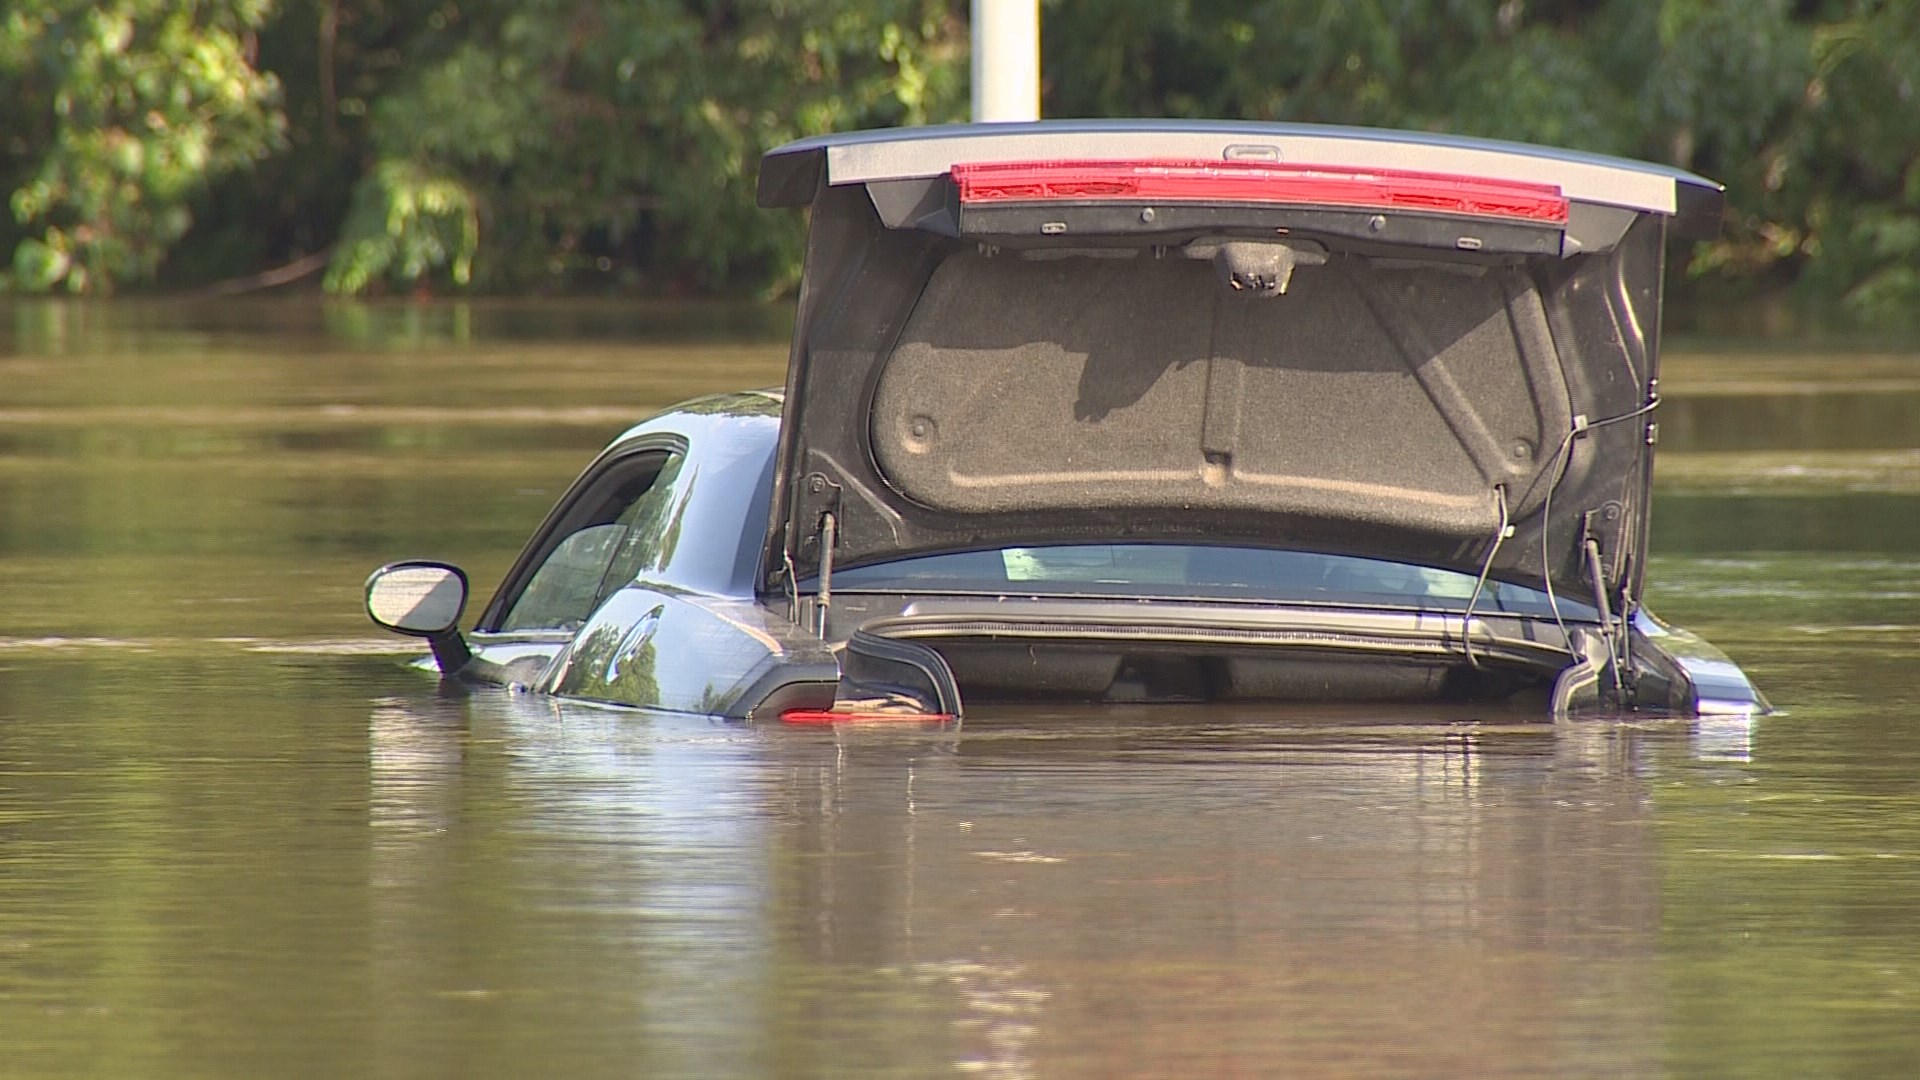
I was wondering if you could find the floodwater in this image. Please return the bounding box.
[2,299,1917,1077]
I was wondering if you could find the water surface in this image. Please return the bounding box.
[1,300,1916,1077]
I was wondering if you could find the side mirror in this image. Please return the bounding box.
[366,561,473,673]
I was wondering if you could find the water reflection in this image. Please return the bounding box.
[370,694,1683,1076]
[368,691,779,1076]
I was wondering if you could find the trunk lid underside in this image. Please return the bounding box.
[760,123,1721,617]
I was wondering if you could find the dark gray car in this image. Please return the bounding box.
[366,119,1768,721]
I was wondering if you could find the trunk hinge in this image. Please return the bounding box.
[1579,513,1635,707]
[781,547,800,625]
[815,512,837,638]
[798,472,842,638]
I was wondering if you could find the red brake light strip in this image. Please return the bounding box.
[950,159,1569,225]
[780,709,955,726]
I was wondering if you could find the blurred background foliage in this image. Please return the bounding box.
[0,0,1914,321]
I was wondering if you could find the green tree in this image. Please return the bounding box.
[322,0,968,296]
[1039,0,1920,323]
[1786,2,1920,321]
[0,0,284,292]
[0,0,1913,320]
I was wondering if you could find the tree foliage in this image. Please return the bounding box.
[1041,0,1920,323]
[0,0,1914,321]
[0,0,284,292]
[323,0,966,295]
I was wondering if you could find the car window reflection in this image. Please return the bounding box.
[502,524,627,632]
[830,543,1591,617]
[498,451,683,632]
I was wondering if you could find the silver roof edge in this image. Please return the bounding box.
[762,120,1723,220]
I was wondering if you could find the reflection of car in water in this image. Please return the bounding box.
[365,120,1768,720]
[369,691,1711,1074]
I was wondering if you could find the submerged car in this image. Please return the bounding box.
[366,120,1769,721]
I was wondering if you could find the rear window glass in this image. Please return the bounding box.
[827,544,1590,617]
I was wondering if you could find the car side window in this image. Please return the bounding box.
[497,449,685,632]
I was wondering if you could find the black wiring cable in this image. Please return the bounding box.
[1536,393,1663,653]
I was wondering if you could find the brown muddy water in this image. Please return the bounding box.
[1,299,1917,1077]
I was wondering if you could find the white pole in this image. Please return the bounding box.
[970,0,1040,123]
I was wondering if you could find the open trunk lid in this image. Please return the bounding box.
[757,121,1722,617]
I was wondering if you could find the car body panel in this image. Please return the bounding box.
[450,393,840,719]
[537,584,839,717]
[1630,609,1772,716]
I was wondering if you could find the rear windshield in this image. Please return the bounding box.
[827,544,1593,618]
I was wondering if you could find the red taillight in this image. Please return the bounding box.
[950,159,1569,224]
[780,708,955,726]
